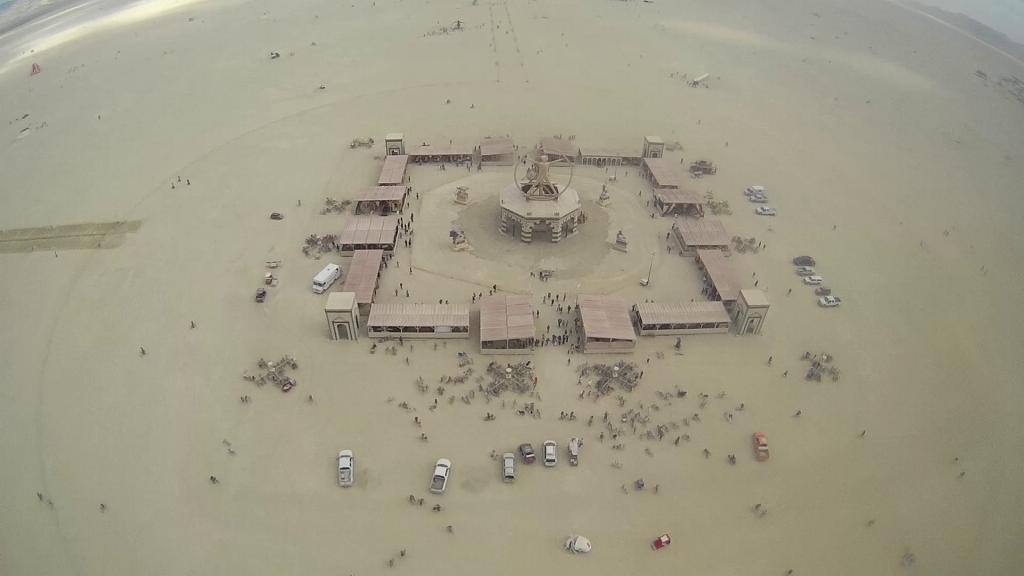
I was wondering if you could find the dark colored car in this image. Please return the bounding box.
[792,255,816,267]
[518,443,536,464]
[255,288,267,302]
[270,212,284,220]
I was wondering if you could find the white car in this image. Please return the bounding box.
[502,453,516,482]
[755,206,777,216]
[818,296,842,307]
[543,441,557,467]
[795,266,816,276]
[430,458,452,494]
[744,185,766,196]
[748,193,768,203]
[337,450,354,487]
[803,275,824,285]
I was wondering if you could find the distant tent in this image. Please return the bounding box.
[30,63,41,76]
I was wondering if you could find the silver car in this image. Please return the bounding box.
[502,453,516,482]
[543,441,557,467]
[818,295,842,307]
[337,450,354,487]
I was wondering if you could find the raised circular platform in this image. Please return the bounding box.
[410,172,657,293]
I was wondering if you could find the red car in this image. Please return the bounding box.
[753,432,770,461]
[652,534,671,550]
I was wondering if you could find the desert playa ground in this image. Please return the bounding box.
[1,0,1023,575]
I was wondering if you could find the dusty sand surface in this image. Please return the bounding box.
[1,0,1023,575]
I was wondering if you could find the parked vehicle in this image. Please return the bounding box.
[795,266,816,276]
[755,206,777,216]
[748,193,768,203]
[753,432,770,461]
[689,160,717,176]
[652,534,672,550]
[430,458,452,494]
[568,437,581,466]
[803,275,824,285]
[255,287,267,302]
[502,453,516,482]
[818,295,842,307]
[519,443,536,464]
[312,263,341,294]
[744,185,766,196]
[565,535,593,554]
[814,286,832,296]
[792,255,816,266]
[337,450,354,487]
[543,441,557,467]
[269,212,284,220]
[688,73,710,87]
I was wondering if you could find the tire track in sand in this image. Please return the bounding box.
[501,0,529,83]
[488,3,501,83]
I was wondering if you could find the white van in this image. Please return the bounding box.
[312,263,341,294]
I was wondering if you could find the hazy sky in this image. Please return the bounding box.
[2,1,1024,49]
[918,0,1024,43]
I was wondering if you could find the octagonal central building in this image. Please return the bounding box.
[498,153,583,243]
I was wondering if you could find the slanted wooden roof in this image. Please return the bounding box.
[697,249,741,302]
[579,145,640,159]
[367,303,470,328]
[408,142,474,157]
[339,215,398,246]
[480,295,535,343]
[539,137,579,159]
[675,218,729,246]
[378,154,409,185]
[356,186,407,203]
[655,188,703,206]
[634,301,731,325]
[480,136,514,157]
[577,295,636,341]
[341,250,384,304]
[643,157,682,188]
